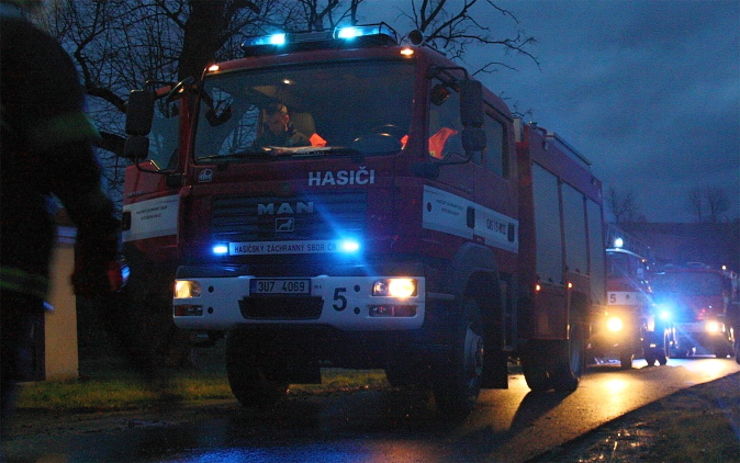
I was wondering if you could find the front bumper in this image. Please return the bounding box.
[670,321,732,349]
[173,273,426,331]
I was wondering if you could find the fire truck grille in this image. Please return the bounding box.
[238,296,323,320]
[211,192,367,242]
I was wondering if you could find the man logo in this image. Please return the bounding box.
[275,217,295,233]
[257,201,314,215]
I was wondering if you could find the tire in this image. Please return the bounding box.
[225,329,288,409]
[432,298,484,418]
[644,351,657,367]
[550,319,585,392]
[619,350,633,370]
[714,343,733,359]
[521,340,551,392]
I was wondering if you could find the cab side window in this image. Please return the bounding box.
[482,114,506,176]
[428,80,465,161]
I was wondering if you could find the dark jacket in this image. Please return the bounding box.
[0,6,118,299]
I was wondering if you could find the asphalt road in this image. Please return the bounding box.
[3,357,739,463]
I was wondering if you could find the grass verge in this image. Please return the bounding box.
[644,374,740,463]
[16,354,389,412]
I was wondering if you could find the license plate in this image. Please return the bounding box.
[250,279,311,295]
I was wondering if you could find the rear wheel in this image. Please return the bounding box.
[521,341,551,392]
[225,329,289,409]
[550,319,585,392]
[433,298,484,418]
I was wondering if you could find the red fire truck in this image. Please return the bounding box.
[589,243,666,369]
[121,24,606,415]
[651,264,737,359]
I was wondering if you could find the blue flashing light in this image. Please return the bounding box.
[339,239,361,253]
[336,26,362,40]
[244,32,287,47]
[332,23,398,42]
[656,302,674,321]
[267,33,287,45]
[212,244,229,256]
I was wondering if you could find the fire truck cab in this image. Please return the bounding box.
[652,264,737,359]
[121,25,606,416]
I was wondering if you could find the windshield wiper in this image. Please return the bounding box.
[197,150,275,162]
[196,145,374,163]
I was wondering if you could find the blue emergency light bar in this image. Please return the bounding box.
[241,23,398,53]
[333,23,397,41]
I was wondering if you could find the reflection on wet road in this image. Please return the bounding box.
[4,358,739,463]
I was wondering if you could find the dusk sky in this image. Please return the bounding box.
[374,0,740,223]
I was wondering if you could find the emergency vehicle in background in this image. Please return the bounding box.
[651,263,738,359]
[121,24,607,416]
[588,235,666,369]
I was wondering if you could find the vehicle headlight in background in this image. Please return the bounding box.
[607,316,624,332]
[372,278,417,298]
[175,280,201,299]
[705,320,722,333]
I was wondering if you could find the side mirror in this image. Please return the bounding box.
[125,89,155,136]
[459,79,486,153]
[459,79,483,128]
[123,135,149,161]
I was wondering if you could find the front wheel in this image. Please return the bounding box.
[433,298,484,417]
[619,350,634,370]
[225,329,289,409]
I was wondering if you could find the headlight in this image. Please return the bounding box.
[607,316,624,332]
[705,320,722,333]
[175,280,201,299]
[372,278,417,298]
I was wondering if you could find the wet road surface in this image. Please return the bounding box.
[3,357,739,463]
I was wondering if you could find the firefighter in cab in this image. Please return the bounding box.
[1,0,126,424]
[253,102,311,148]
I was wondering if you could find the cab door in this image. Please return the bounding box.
[122,97,186,261]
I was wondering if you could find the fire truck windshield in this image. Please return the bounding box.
[193,60,414,161]
[652,272,725,296]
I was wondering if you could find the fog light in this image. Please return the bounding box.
[175,280,201,299]
[173,304,203,316]
[369,305,416,317]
